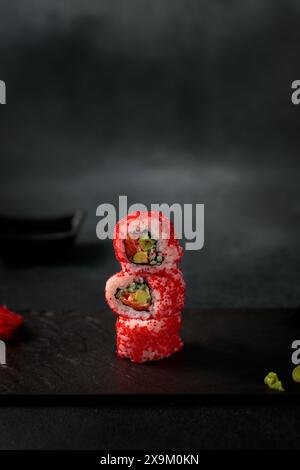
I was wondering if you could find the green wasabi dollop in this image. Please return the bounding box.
[264,371,285,392]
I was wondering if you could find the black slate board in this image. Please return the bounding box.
[1,308,300,401]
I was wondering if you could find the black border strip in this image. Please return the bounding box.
[0,393,299,406]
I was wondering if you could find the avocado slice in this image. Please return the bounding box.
[139,237,154,251]
[134,289,151,306]
[133,251,148,264]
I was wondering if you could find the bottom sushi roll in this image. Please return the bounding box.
[116,313,183,363]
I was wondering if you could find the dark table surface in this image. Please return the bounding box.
[1,308,300,398]
[0,0,300,450]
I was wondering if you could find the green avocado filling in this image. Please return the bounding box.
[264,372,285,392]
[139,234,155,252]
[135,289,150,305]
[133,251,148,264]
[115,281,151,309]
[125,231,163,266]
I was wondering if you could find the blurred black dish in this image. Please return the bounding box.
[0,210,85,262]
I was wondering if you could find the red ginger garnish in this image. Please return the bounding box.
[0,305,23,340]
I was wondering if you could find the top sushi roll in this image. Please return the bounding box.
[113,211,183,274]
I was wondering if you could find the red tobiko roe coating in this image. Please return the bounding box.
[0,305,23,340]
[116,314,183,363]
[113,211,183,267]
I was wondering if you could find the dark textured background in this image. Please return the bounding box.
[0,0,300,449]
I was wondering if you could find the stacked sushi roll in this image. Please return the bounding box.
[105,211,185,363]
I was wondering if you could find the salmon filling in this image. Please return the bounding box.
[124,231,163,266]
[115,281,152,311]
